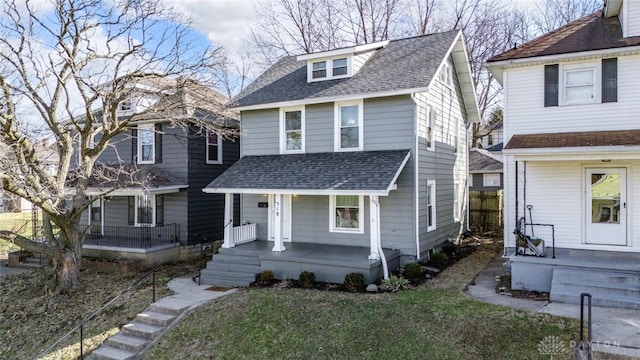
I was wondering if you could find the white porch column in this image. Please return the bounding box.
[222,193,234,248]
[369,195,380,260]
[272,194,286,252]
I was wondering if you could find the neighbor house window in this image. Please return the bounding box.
[137,123,155,164]
[206,130,222,164]
[330,195,364,233]
[453,182,460,222]
[426,106,435,151]
[545,59,617,107]
[136,193,155,226]
[563,65,596,104]
[483,174,500,187]
[427,180,436,231]
[333,58,348,76]
[280,107,305,153]
[312,61,327,79]
[487,134,493,146]
[119,100,133,112]
[335,100,363,151]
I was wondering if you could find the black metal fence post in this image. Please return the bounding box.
[152,268,156,303]
[80,323,83,359]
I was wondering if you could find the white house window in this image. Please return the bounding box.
[483,173,501,187]
[206,130,222,164]
[426,106,435,151]
[137,123,155,164]
[333,58,348,76]
[453,182,460,222]
[335,100,363,151]
[439,62,452,86]
[560,63,598,105]
[119,100,133,112]
[136,193,155,226]
[330,195,364,233]
[312,61,327,79]
[280,107,305,153]
[427,179,436,231]
[487,134,493,146]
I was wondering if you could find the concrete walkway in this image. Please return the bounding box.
[0,260,32,277]
[467,256,640,359]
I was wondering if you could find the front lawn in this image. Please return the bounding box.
[144,243,578,359]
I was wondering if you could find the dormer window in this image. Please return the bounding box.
[333,58,348,76]
[119,100,133,112]
[312,61,327,79]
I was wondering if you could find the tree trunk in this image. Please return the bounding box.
[53,248,81,293]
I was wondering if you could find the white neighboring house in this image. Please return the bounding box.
[487,0,640,309]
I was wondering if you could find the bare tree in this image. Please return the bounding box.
[0,0,233,293]
[532,0,601,33]
[344,0,402,44]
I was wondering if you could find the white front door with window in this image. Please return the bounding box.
[268,194,291,242]
[585,168,626,245]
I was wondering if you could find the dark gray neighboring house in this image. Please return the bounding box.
[469,148,503,191]
[77,79,240,264]
[201,31,480,286]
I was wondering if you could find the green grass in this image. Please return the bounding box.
[143,245,578,360]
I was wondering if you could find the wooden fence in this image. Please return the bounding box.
[469,190,503,233]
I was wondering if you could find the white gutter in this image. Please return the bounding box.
[201,188,395,196]
[503,145,640,156]
[411,93,421,260]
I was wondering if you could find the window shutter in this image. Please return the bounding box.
[544,64,559,107]
[131,127,137,163]
[127,196,135,225]
[602,58,617,103]
[155,123,162,163]
[156,195,164,226]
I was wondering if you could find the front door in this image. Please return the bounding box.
[268,195,291,242]
[89,198,104,236]
[585,168,626,245]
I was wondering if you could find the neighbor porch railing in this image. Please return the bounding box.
[232,223,257,246]
[83,223,179,249]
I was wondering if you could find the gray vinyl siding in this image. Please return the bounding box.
[416,56,469,258]
[305,103,333,153]
[241,109,279,156]
[470,173,503,191]
[240,194,269,240]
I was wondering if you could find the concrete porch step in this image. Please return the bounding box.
[199,273,254,287]
[89,345,136,360]
[205,261,261,274]
[211,253,261,266]
[550,268,640,310]
[105,333,149,353]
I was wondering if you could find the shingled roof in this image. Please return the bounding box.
[203,150,410,196]
[231,31,459,108]
[504,129,640,150]
[488,11,640,63]
[469,148,503,173]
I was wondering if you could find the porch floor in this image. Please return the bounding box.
[507,247,640,272]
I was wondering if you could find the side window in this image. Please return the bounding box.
[207,130,223,164]
[427,179,436,231]
[137,123,155,164]
[335,100,363,151]
[280,107,305,153]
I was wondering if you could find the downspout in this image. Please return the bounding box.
[411,93,420,260]
[371,195,389,280]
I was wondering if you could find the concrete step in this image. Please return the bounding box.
[105,333,149,353]
[211,253,261,266]
[121,322,164,340]
[199,273,254,287]
[200,269,257,283]
[205,262,261,274]
[551,268,640,310]
[90,345,136,360]
[135,311,177,327]
[148,297,194,315]
[219,246,265,257]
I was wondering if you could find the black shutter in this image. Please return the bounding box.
[155,123,162,163]
[544,64,559,107]
[602,58,617,103]
[128,196,135,225]
[131,127,137,163]
[156,195,164,226]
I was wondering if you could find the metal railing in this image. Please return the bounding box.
[83,223,179,249]
[35,265,160,359]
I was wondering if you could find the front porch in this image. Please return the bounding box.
[200,240,402,286]
[507,247,640,309]
[83,223,179,249]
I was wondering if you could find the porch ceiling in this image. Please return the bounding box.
[203,150,410,196]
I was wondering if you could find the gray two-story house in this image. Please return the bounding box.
[80,78,240,263]
[201,31,480,286]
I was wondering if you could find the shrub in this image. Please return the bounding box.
[259,270,275,282]
[343,272,366,293]
[429,253,449,270]
[441,241,458,258]
[380,275,410,292]
[297,271,316,288]
[403,262,424,279]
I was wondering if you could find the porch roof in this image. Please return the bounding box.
[203,150,410,196]
[73,164,188,196]
[504,129,640,159]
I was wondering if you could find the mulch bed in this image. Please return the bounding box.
[495,274,550,301]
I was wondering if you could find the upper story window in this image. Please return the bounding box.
[119,100,133,113]
[137,123,155,164]
[487,134,493,146]
[309,57,352,82]
[206,130,222,164]
[426,106,436,151]
[544,58,617,107]
[439,62,453,87]
[280,107,305,153]
[427,179,436,232]
[335,100,363,151]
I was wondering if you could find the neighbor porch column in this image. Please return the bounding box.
[369,195,381,260]
[222,192,234,248]
[272,193,286,252]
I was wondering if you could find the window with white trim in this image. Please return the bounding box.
[312,61,327,79]
[136,193,155,226]
[427,180,436,231]
[206,130,222,164]
[561,63,598,104]
[137,123,155,164]
[453,182,460,222]
[439,62,452,86]
[426,106,435,151]
[280,107,305,153]
[335,100,363,151]
[333,58,348,76]
[330,195,364,233]
[483,173,501,187]
[308,57,352,81]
